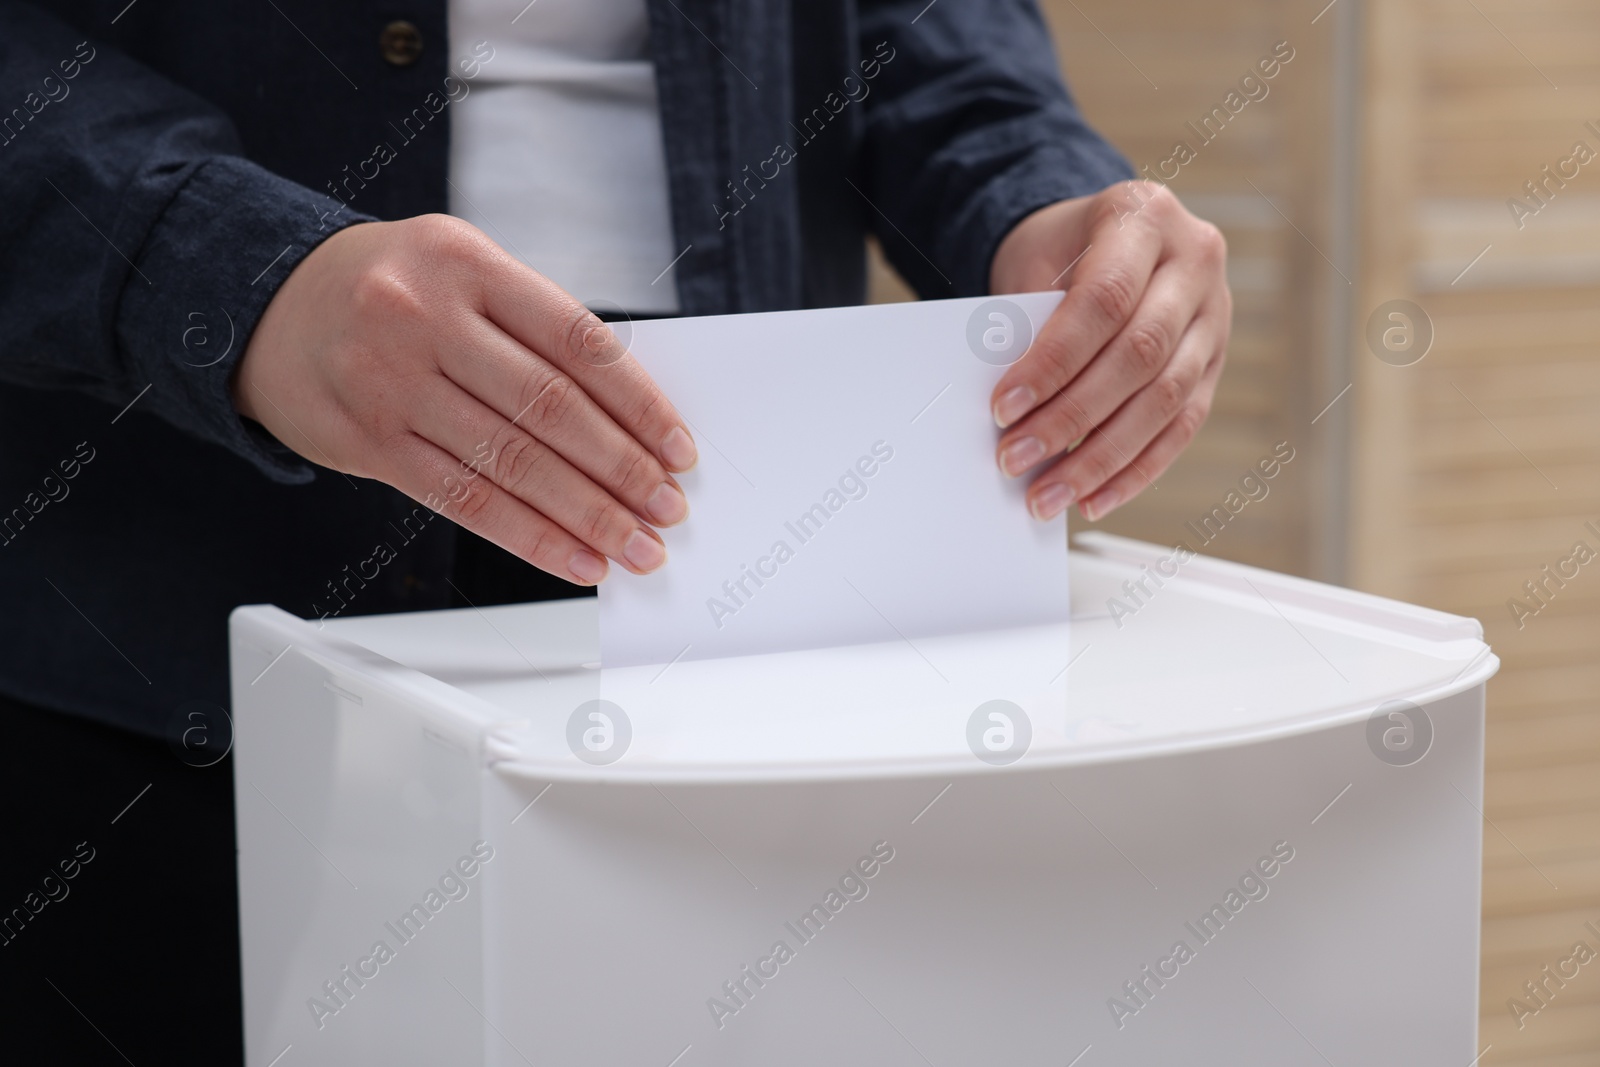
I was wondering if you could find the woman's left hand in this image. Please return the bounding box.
[988,181,1232,522]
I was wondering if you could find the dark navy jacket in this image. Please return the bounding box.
[0,0,1130,737]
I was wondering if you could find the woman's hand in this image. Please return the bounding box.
[988,181,1232,522]
[233,214,697,586]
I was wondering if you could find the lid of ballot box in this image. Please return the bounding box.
[285,533,1497,783]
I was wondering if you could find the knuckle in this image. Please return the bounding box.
[1207,339,1230,376]
[1080,440,1123,487]
[450,473,496,527]
[1174,400,1210,441]
[1195,220,1228,262]
[1080,269,1139,326]
[574,500,617,547]
[1047,393,1092,445]
[1024,333,1073,378]
[1093,190,1132,232]
[1122,319,1172,377]
[491,431,545,489]
[1138,181,1177,212]
[630,385,670,436]
[1149,373,1188,419]
[520,372,580,432]
[351,267,428,326]
[411,213,492,265]
[519,523,560,570]
[609,446,655,496]
[560,304,611,365]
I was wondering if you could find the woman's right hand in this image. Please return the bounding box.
[232,214,696,586]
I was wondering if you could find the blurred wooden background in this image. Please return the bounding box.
[870,0,1600,1060]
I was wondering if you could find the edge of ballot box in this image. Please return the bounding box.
[226,533,1498,786]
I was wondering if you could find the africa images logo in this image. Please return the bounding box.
[967,700,1031,766]
[1365,699,1432,767]
[567,700,631,766]
[965,299,1034,366]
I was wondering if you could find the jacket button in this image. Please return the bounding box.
[379,21,423,66]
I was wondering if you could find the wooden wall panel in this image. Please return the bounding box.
[1406,0,1600,1060]
[868,0,1600,1060]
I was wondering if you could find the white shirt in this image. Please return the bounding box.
[447,0,681,314]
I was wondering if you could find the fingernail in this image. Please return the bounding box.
[1030,482,1076,521]
[999,435,1046,477]
[623,529,667,573]
[1081,489,1121,523]
[994,386,1036,428]
[569,549,607,585]
[661,426,697,471]
[646,482,688,526]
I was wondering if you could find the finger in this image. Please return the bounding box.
[432,321,688,527]
[1024,307,1222,518]
[475,256,698,472]
[377,430,611,586]
[990,199,1165,430]
[1025,306,1224,521]
[997,258,1205,479]
[406,382,672,575]
[1078,392,1214,524]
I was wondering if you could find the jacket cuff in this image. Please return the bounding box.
[944,141,1135,298]
[116,155,375,484]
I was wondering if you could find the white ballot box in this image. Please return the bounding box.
[230,533,1497,1066]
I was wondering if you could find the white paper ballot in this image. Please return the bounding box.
[599,291,1069,667]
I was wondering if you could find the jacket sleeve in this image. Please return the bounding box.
[856,0,1134,299]
[0,2,375,483]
